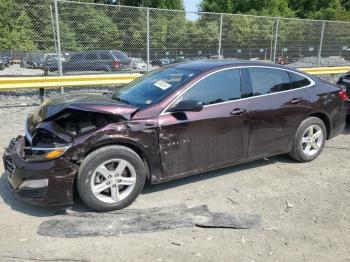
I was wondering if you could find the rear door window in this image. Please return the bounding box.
[247,67,291,96]
[181,69,241,105]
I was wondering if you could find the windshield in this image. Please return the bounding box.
[112,67,199,107]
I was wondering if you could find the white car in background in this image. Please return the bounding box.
[131,57,147,72]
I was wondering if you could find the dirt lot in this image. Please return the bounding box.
[0,100,350,262]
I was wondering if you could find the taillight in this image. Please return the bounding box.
[112,60,120,70]
[338,90,348,102]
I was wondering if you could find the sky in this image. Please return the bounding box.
[183,0,201,21]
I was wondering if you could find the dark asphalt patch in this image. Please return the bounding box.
[37,204,261,238]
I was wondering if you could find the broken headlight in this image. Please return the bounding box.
[24,129,71,161]
[25,147,70,161]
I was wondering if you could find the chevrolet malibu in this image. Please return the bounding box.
[3,61,347,211]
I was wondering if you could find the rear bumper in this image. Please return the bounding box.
[2,137,79,206]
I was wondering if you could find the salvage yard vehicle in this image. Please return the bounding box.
[1,54,12,67]
[151,58,172,67]
[20,53,46,69]
[3,61,347,211]
[130,57,147,72]
[337,71,350,116]
[0,58,4,70]
[45,50,132,73]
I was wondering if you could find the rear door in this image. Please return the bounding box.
[158,68,250,178]
[244,67,313,157]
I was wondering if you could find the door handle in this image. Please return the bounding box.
[230,108,247,116]
[290,98,303,104]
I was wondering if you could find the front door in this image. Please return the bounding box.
[158,68,250,178]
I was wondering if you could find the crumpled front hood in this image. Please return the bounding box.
[27,94,138,133]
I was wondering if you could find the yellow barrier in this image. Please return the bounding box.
[299,66,350,75]
[0,73,142,90]
[0,66,349,91]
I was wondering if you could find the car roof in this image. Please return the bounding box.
[173,60,293,72]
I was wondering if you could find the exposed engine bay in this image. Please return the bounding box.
[54,109,120,136]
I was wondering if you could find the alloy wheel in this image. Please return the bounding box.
[301,125,323,156]
[90,159,136,204]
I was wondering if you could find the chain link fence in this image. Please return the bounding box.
[1,0,350,101]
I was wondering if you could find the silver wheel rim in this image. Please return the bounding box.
[301,125,323,156]
[90,159,136,204]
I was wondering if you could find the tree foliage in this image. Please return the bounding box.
[0,0,349,61]
[200,0,350,21]
[0,0,36,50]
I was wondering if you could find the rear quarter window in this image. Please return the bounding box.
[288,72,311,89]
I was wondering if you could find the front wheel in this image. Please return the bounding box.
[77,145,146,212]
[289,117,326,162]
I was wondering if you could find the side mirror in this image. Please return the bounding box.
[168,100,203,113]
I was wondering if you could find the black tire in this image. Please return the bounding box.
[77,145,146,212]
[289,117,326,162]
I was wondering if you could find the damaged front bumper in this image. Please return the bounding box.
[2,136,79,206]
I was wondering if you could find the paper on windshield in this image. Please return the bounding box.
[154,80,172,90]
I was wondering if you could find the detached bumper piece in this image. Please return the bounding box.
[2,136,79,206]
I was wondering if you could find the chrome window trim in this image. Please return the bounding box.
[160,65,315,116]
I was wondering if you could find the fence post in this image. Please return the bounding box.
[317,21,326,67]
[49,5,58,64]
[53,0,63,93]
[273,17,279,63]
[218,13,223,58]
[146,8,150,72]
[269,20,274,61]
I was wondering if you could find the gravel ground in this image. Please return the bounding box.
[287,56,350,68]
[0,99,350,262]
[0,64,45,76]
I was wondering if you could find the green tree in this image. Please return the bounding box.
[200,0,350,21]
[0,0,36,50]
[58,2,122,51]
[142,0,184,10]
[93,0,185,9]
[13,0,56,51]
[200,0,294,17]
[309,1,350,21]
[199,0,234,13]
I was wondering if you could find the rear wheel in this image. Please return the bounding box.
[289,117,326,162]
[77,145,146,212]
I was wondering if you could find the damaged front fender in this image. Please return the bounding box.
[67,119,163,182]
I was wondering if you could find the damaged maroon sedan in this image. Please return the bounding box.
[3,61,347,211]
